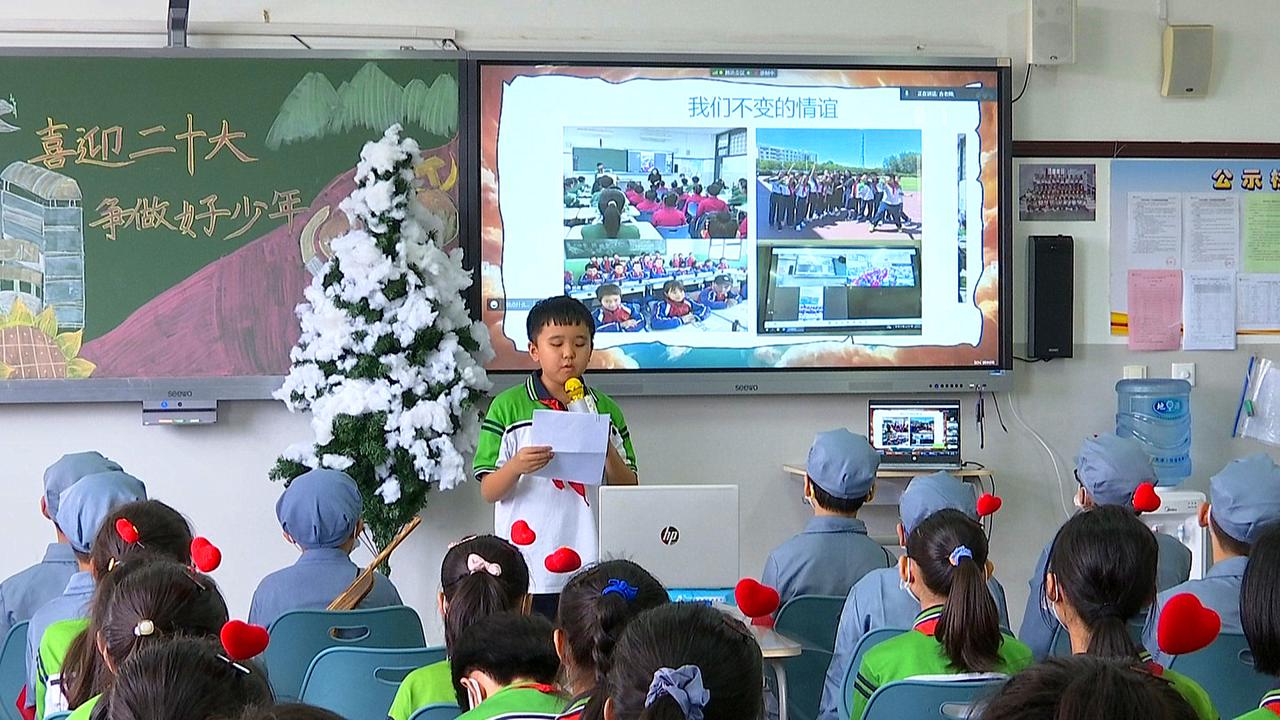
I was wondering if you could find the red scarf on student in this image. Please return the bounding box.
[666,301,691,317]
[601,306,632,324]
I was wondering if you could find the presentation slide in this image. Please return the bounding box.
[479,63,1003,371]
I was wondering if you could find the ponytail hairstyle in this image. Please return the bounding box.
[663,193,678,208]
[707,181,724,197]
[605,603,762,720]
[65,560,227,706]
[64,501,195,705]
[905,509,1002,672]
[556,561,669,720]
[105,636,272,720]
[1241,522,1280,675]
[596,188,627,238]
[1045,505,1157,660]
[692,183,704,196]
[440,535,530,652]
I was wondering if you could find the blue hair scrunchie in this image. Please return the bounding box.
[645,665,711,720]
[949,545,974,566]
[601,578,639,602]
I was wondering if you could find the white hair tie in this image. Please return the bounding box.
[134,619,156,637]
[467,553,502,577]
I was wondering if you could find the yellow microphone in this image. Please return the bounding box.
[564,378,597,414]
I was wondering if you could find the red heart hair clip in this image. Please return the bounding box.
[1133,482,1162,513]
[220,620,270,661]
[115,518,140,544]
[976,494,1003,517]
[190,537,222,573]
[1157,593,1221,656]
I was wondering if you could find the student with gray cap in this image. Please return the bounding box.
[23,469,145,714]
[1018,433,1192,660]
[0,452,122,636]
[249,468,402,629]
[815,471,1008,720]
[761,429,893,612]
[1143,453,1280,664]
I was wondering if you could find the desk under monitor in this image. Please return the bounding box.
[782,465,993,545]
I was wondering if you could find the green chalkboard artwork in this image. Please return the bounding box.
[0,52,461,386]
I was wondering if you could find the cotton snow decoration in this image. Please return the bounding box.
[271,125,493,558]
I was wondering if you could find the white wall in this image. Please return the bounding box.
[3,0,1280,643]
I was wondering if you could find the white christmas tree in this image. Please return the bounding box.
[272,124,493,550]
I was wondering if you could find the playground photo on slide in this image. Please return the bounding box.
[756,128,921,241]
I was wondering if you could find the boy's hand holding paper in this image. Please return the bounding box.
[530,409,611,485]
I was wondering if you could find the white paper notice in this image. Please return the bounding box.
[1183,194,1240,270]
[1237,274,1280,331]
[1182,270,1237,350]
[530,409,610,485]
[1128,192,1182,269]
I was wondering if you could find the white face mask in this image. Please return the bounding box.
[899,565,921,604]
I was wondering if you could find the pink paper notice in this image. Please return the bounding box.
[1127,270,1183,351]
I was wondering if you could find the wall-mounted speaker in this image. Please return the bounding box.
[1028,235,1074,359]
[1029,0,1076,65]
[1162,24,1214,97]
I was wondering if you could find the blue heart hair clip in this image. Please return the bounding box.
[602,578,639,602]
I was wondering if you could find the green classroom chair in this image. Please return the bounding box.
[262,606,425,702]
[773,595,847,720]
[407,704,463,720]
[299,646,446,720]
[839,628,904,720]
[0,621,29,720]
[1167,632,1273,719]
[860,677,1005,720]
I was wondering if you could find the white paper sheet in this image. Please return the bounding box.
[1182,194,1240,271]
[1182,270,1237,350]
[530,409,610,485]
[1237,274,1280,331]
[1127,192,1183,269]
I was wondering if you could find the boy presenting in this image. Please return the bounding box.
[474,296,638,619]
[762,429,892,609]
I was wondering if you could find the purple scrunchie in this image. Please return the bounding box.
[645,665,711,720]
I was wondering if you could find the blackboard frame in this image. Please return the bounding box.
[0,47,468,404]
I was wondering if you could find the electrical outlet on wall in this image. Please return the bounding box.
[1172,362,1196,386]
[1124,365,1148,379]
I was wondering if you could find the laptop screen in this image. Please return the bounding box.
[868,399,962,468]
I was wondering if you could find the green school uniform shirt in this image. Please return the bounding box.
[388,660,454,720]
[36,617,88,720]
[555,695,590,720]
[473,373,637,595]
[457,683,566,720]
[1237,689,1280,719]
[851,606,1034,720]
[65,693,99,720]
[579,223,640,241]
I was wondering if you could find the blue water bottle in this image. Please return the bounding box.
[1115,379,1192,483]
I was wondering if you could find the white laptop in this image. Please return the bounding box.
[598,485,739,589]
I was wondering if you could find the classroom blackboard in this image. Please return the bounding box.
[0,50,463,401]
[572,147,628,173]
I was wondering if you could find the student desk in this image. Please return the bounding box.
[753,626,803,720]
[781,466,994,544]
[565,221,662,241]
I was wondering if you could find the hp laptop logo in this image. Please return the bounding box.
[660,526,680,545]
